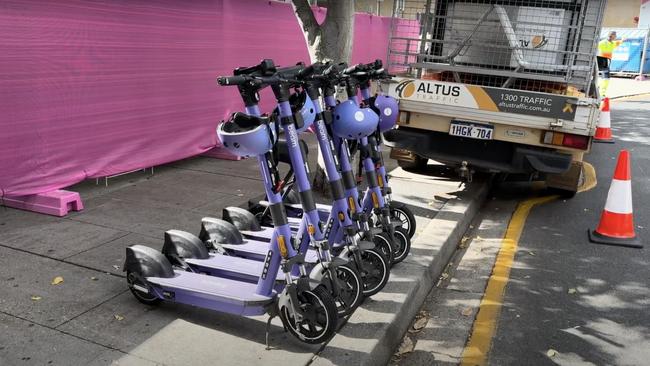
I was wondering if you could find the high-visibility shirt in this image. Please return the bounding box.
[598,39,623,59]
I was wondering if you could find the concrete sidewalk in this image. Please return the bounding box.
[607,76,650,99]
[0,137,486,366]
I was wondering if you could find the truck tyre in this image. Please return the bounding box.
[397,155,427,172]
[546,161,585,199]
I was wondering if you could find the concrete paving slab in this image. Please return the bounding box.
[169,156,263,181]
[68,165,177,200]
[88,354,161,366]
[57,291,320,366]
[0,246,125,327]
[0,208,127,259]
[106,177,235,210]
[0,313,129,366]
[152,168,263,199]
[64,233,163,275]
[68,198,213,238]
[190,194,254,216]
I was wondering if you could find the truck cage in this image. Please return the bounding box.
[387,0,608,97]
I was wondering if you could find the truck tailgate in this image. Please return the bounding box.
[386,77,599,136]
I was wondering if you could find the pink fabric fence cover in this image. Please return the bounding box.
[0,0,392,196]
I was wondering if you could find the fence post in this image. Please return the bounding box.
[637,27,650,81]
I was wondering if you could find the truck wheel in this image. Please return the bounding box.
[397,155,427,172]
[546,161,584,199]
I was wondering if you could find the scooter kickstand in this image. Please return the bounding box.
[265,315,274,350]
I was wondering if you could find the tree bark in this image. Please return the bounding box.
[291,0,355,197]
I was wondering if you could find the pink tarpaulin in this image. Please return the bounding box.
[0,0,392,197]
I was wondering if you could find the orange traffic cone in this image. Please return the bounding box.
[593,97,614,143]
[588,150,642,248]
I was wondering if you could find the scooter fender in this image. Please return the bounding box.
[277,286,302,325]
[358,240,376,251]
[337,247,352,261]
[198,217,244,245]
[307,264,330,292]
[124,245,174,278]
[222,206,262,231]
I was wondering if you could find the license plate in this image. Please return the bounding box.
[449,121,494,140]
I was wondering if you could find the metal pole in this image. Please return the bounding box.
[639,27,650,80]
[416,0,433,78]
[386,0,399,72]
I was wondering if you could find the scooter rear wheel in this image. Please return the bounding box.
[279,285,338,344]
[126,271,161,306]
[389,201,416,239]
[391,227,411,264]
[334,264,364,317]
[358,249,390,297]
[372,232,395,265]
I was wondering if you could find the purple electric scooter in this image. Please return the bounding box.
[351,60,417,240]
[245,62,401,266]
[160,63,363,317]
[221,62,391,297]
[123,60,338,344]
[329,62,410,264]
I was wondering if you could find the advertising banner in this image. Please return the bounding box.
[389,78,578,120]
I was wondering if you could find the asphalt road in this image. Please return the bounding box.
[488,96,650,365]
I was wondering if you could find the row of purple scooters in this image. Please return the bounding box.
[123,59,416,345]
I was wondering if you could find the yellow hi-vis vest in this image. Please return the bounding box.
[598,39,623,59]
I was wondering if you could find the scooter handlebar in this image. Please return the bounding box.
[216,75,252,86]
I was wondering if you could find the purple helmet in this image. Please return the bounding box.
[373,95,399,132]
[217,112,274,157]
[275,90,316,133]
[331,100,379,139]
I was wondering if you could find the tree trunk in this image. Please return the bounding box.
[291,0,355,197]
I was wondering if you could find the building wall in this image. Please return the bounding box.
[355,0,395,16]
[602,0,640,28]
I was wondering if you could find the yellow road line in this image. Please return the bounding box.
[460,195,558,366]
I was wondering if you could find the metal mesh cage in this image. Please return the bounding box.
[388,0,607,96]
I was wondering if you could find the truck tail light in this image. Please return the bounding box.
[542,131,589,150]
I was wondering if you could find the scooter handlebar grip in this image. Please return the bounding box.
[217,75,248,86]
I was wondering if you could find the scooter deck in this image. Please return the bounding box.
[240,226,275,241]
[240,221,299,241]
[221,241,320,263]
[258,201,333,214]
[148,270,274,315]
[185,254,284,282]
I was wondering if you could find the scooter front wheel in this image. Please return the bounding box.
[334,264,364,317]
[358,249,390,297]
[389,201,416,239]
[279,285,338,344]
[372,232,395,265]
[391,227,411,264]
[126,271,161,306]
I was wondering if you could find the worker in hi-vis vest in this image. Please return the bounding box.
[597,31,625,96]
